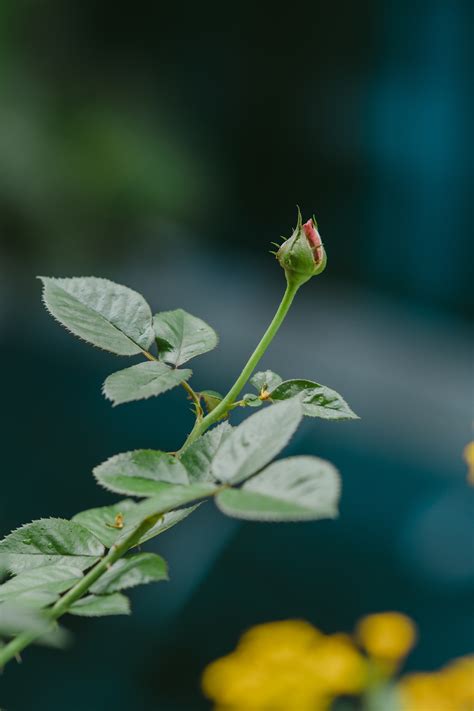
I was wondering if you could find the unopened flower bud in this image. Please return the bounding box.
[276,209,327,288]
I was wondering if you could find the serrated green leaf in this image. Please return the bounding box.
[91,553,168,594]
[68,593,130,617]
[243,393,262,407]
[94,450,189,496]
[269,380,358,420]
[200,390,224,414]
[216,456,340,521]
[115,484,216,539]
[211,398,303,484]
[103,361,192,405]
[39,276,154,355]
[72,500,200,548]
[72,500,138,548]
[0,519,105,574]
[250,370,283,393]
[180,422,233,483]
[137,504,201,544]
[0,603,70,647]
[8,591,59,609]
[153,309,218,366]
[0,564,82,602]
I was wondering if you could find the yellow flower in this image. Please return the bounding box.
[202,621,334,710]
[463,441,474,484]
[237,619,322,660]
[305,634,368,695]
[399,672,453,711]
[356,611,417,662]
[438,655,474,705]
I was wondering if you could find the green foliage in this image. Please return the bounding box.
[270,379,359,420]
[250,370,283,392]
[94,450,189,496]
[211,399,303,484]
[153,309,218,366]
[103,361,192,405]
[216,456,340,521]
[115,485,216,531]
[0,253,360,668]
[39,277,154,355]
[180,422,233,482]
[72,500,198,548]
[68,593,131,617]
[0,519,105,574]
[0,565,82,603]
[0,604,70,647]
[90,553,168,594]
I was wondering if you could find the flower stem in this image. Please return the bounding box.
[177,280,299,454]
[0,280,299,669]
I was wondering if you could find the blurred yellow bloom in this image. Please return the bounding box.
[356,611,417,662]
[202,615,472,710]
[438,655,474,706]
[238,619,322,662]
[399,672,453,711]
[202,620,367,709]
[463,441,474,484]
[305,633,368,694]
[399,655,474,710]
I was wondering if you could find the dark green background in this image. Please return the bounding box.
[0,1,472,709]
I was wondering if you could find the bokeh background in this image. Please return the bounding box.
[0,1,472,709]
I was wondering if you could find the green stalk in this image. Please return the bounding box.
[0,516,159,668]
[177,280,299,454]
[0,279,299,669]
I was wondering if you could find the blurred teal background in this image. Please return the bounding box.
[0,1,472,709]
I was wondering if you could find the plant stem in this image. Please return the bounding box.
[0,516,159,668]
[0,280,299,669]
[177,280,299,454]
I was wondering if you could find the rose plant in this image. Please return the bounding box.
[0,211,358,668]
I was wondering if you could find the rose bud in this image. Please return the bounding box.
[275,209,327,288]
